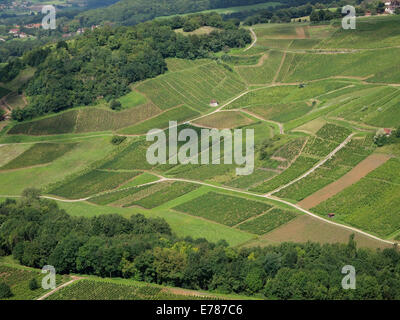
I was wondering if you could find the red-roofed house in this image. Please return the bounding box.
[384,128,392,136]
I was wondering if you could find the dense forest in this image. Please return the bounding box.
[0,13,251,121]
[0,192,399,299]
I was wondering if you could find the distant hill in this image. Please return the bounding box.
[76,0,282,26]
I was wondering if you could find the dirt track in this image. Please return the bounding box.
[298,153,391,209]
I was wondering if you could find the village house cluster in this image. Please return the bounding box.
[385,0,400,14]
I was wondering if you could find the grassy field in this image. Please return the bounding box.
[0,143,77,170]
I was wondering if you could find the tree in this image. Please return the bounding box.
[110,100,122,111]
[29,278,39,290]
[0,282,13,298]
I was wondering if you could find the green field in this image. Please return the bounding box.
[312,158,400,238]
[0,143,77,170]
[237,208,298,235]
[174,192,272,226]
[136,61,246,112]
[49,170,140,199]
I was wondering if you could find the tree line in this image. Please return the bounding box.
[1,12,251,122]
[0,191,399,299]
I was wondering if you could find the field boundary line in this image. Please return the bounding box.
[266,133,355,196]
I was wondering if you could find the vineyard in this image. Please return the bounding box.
[174,192,272,226]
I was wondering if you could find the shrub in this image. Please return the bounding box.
[111,135,127,145]
[29,278,40,291]
[110,100,122,111]
[0,282,13,298]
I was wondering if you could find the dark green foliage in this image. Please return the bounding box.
[0,282,13,298]
[28,278,39,291]
[110,100,122,111]
[1,197,399,299]
[111,135,127,145]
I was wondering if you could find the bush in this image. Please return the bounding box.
[29,278,40,291]
[111,135,127,145]
[0,282,13,298]
[110,100,122,111]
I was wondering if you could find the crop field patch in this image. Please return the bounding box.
[236,50,284,84]
[75,103,161,133]
[283,139,377,203]
[279,48,400,83]
[131,182,199,209]
[173,192,272,226]
[166,58,210,72]
[100,139,155,171]
[252,156,319,194]
[226,169,276,189]
[315,123,352,143]
[119,105,199,135]
[137,61,246,112]
[117,90,147,109]
[317,16,400,49]
[1,143,77,170]
[8,110,78,135]
[46,279,215,300]
[312,173,400,237]
[248,101,312,123]
[193,111,253,129]
[49,170,139,199]
[237,208,297,235]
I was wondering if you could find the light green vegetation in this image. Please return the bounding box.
[236,50,283,84]
[117,90,147,109]
[49,170,140,199]
[237,208,298,235]
[136,61,246,112]
[312,158,400,238]
[117,172,160,189]
[0,137,115,195]
[174,192,272,227]
[0,143,77,170]
[0,144,31,167]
